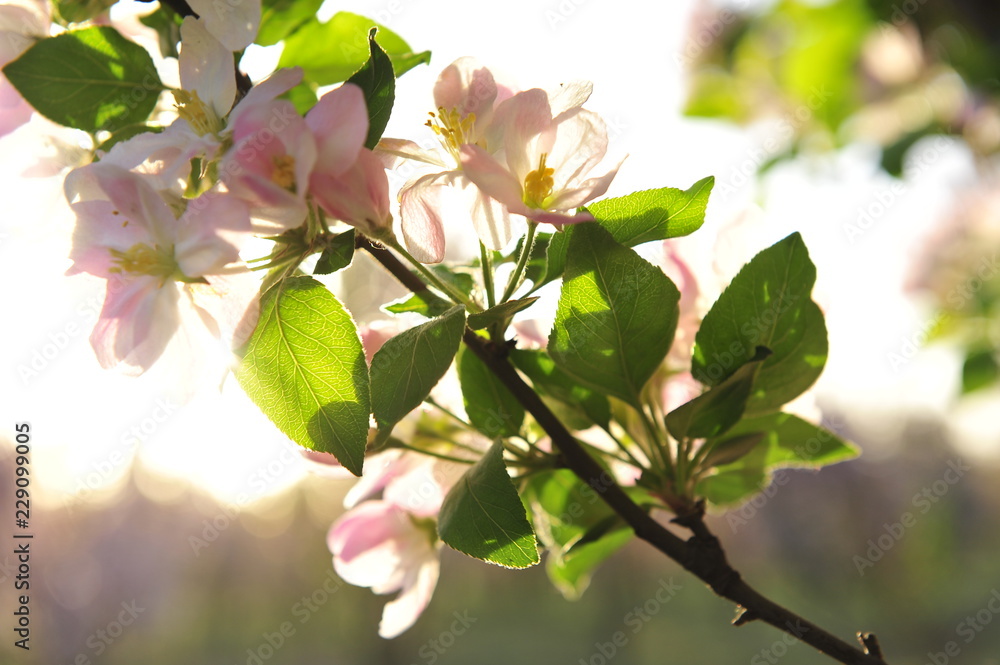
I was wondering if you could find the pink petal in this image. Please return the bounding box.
[546,109,609,193]
[433,57,497,122]
[227,67,303,130]
[399,172,452,264]
[310,148,391,237]
[491,89,554,180]
[546,79,593,116]
[87,164,176,247]
[376,138,449,169]
[174,193,250,276]
[306,83,369,176]
[90,278,180,372]
[546,158,624,211]
[459,145,525,214]
[378,555,440,639]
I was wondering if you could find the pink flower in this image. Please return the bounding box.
[379,57,516,263]
[65,163,250,373]
[460,87,623,226]
[304,84,393,237]
[328,500,440,638]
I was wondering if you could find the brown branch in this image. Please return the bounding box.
[359,237,889,665]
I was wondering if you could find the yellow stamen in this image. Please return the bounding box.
[172,89,222,136]
[426,106,477,163]
[523,153,555,209]
[271,155,296,191]
[108,243,178,284]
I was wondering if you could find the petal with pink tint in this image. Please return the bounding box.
[90,278,180,372]
[310,148,391,238]
[433,56,497,122]
[458,145,525,214]
[306,83,369,176]
[174,193,250,276]
[227,67,303,130]
[378,555,439,639]
[399,171,453,264]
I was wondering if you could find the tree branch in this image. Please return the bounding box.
[358,237,889,665]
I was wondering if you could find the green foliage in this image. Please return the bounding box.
[277,12,430,87]
[467,297,539,330]
[584,176,715,246]
[549,223,680,408]
[961,348,1000,395]
[138,5,182,59]
[383,291,453,318]
[692,232,827,415]
[346,29,395,150]
[667,346,770,441]
[256,0,324,46]
[456,345,524,438]
[696,413,859,506]
[53,0,115,24]
[370,307,465,443]
[523,469,634,599]
[313,229,355,275]
[438,442,539,568]
[509,350,611,430]
[3,27,163,132]
[236,277,370,475]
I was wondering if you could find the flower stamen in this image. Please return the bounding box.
[426,107,477,163]
[523,153,555,209]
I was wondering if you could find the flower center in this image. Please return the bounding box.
[523,153,555,209]
[271,155,296,191]
[108,243,179,284]
[426,106,477,163]
[173,89,222,136]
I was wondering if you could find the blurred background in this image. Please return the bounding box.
[2,0,1000,663]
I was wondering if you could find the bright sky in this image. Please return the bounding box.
[1,0,996,509]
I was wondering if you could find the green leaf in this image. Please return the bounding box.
[691,232,828,415]
[467,297,539,330]
[3,27,164,132]
[383,291,454,318]
[256,0,324,46]
[456,345,524,438]
[370,307,465,442]
[346,28,395,150]
[961,348,1000,394]
[666,346,771,440]
[281,81,319,115]
[277,12,430,86]
[313,229,355,275]
[54,0,115,24]
[548,526,632,600]
[696,412,859,506]
[509,350,610,429]
[438,441,539,568]
[583,176,715,247]
[529,227,571,291]
[548,223,680,407]
[522,469,633,599]
[700,432,767,469]
[236,277,370,475]
[431,265,474,296]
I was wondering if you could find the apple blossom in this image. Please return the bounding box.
[65,163,251,373]
[460,86,623,226]
[379,57,517,262]
[329,500,441,639]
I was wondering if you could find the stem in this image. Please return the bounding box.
[425,397,475,430]
[385,238,482,313]
[392,442,475,465]
[599,424,646,469]
[500,221,538,303]
[480,243,497,309]
[355,236,890,665]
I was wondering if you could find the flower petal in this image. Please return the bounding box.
[179,17,236,119]
[90,278,180,372]
[378,554,440,639]
[399,171,454,264]
[175,193,250,277]
[459,145,525,214]
[227,67,303,130]
[306,83,369,176]
[433,56,497,123]
[186,0,260,51]
[310,148,391,237]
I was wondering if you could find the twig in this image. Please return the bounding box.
[357,237,889,665]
